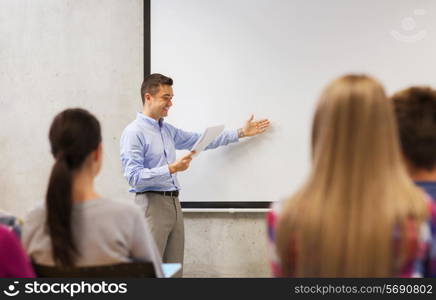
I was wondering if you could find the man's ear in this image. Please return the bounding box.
[144,92,153,104]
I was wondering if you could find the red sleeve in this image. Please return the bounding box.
[0,226,35,278]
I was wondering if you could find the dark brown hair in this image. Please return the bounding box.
[140,73,173,104]
[46,108,101,266]
[392,87,436,171]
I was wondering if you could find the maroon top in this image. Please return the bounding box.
[0,225,34,277]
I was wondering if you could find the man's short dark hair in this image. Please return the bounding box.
[392,87,436,170]
[140,73,173,104]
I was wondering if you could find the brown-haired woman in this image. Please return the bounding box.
[23,108,163,277]
[267,75,436,277]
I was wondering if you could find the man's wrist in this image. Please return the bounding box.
[237,128,245,138]
[168,164,177,174]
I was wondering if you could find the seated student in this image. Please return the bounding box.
[267,74,436,277]
[392,87,436,277]
[392,87,436,199]
[22,108,163,277]
[0,225,34,277]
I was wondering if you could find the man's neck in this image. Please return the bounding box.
[142,109,160,121]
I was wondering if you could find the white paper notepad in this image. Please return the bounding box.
[191,125,225,155]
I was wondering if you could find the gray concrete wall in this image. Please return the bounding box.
[0,0,143,217]
[184,213,271,277]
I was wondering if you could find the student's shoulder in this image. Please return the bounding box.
[0,225,19,245]
[21,205,46,238]
[271,198,288,216]
[99,199,145,228]
[24,205,46,224]
[0,225,12,236]
[97,199,142,218]
[267,199,287,227]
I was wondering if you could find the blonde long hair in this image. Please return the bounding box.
[276,75,428,277]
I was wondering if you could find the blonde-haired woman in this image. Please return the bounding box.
[267,74,436,277]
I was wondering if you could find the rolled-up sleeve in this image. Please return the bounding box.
[173,126,238,150]
[120,130,170,191]
[205,129,238,150]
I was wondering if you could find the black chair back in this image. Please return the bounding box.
[33,262,156,278]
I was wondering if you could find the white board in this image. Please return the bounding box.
[151,0,436,203]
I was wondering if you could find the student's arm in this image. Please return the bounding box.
[21,208,41,265]
[0,227,35,277]
[129,211,164,278]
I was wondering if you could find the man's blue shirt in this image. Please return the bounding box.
[120,113,238,193]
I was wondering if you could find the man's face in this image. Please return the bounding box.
[145,84,174,119]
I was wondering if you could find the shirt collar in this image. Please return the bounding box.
[136,113,164,128]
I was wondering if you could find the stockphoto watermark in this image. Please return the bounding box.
[390,9,428,43]
[2,280,127,298]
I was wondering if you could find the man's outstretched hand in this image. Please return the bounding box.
[240,115,270,137]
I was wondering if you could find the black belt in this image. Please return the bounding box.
[137,190,179,197]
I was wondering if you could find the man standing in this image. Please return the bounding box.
[120,74,269,276]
